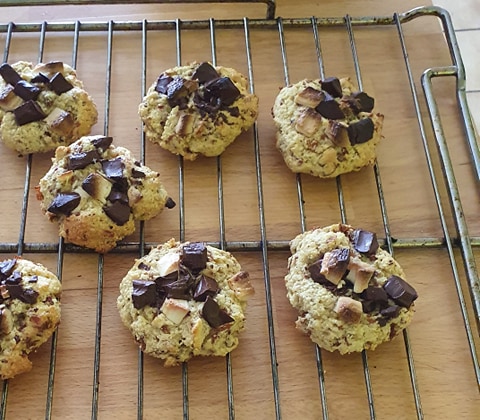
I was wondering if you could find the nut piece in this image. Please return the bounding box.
[334,296,363,323]
[295,108,323,137]
[227,271,254,301]
[157,252,180,278]
[326,120,350,147]
[0,85,23,111]
[82,172,113,203]
[345,256,375,293]
[34,61,64,76]
[320,248,350,285]
[175,112,195,136]
[0,307,13,334]
[44,108,74,136]
[294,86,325,108]
[161,298,190,324]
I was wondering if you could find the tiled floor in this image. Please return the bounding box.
[432,0,480,135]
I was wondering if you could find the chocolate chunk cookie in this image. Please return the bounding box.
[0,61,98,154]
[285,223,417,354]
[36,135,175,253]
[117,239,254,366]
[0,257,61,379]
[272,77,384,178]
[139,62,258,160]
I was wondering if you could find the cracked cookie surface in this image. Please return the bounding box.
[36,135,175,253]
[0,61,98,154]
[139,62,258,160]
[117,239,254,366]
[285,223,417,354]
[273,77,384,178]
[0,257,61,380]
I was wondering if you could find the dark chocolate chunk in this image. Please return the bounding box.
[28,275,38,283]
[193,62,219,84]
[5,271,22,285]
[315,96,345,120]
[181,242,208,272]
[82,173,113,199]
[103,200,131,226]
[6,282,23,299]
[155,272,179,289]
[163,279,193,300]
[380,304,401,319]
[155,74,173,95]
[131,280,157,309]
[67,149,100,170]
[166,77,192,108]
[165,197,176,209]
[47,192,81,216]
[321,77,342,98]
[18,288,39,304]
[0,63,22,85]
[14,80,41,101]
[0,259,16,278]
[131,168,145,179]
[107,189,129,204]
[138,262,150,271]
[202,296,234,328]
[49,72,74,94]
[352,229,379,255]
[31,73,50,84]
[360,286,388,307]
[193,275,219,302]
[91,136,113,151]
[308,259,327,283]
[204,77,240,107]
[347,91,375,113]
[193,92,220,116]
[13,99,46,125]
[101,157,125,181]
[383,276,418,308]
[347,118,374,145]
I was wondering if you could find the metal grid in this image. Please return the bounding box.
[0,4,478,419]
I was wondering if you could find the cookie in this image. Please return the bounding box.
[138,61,259,160]
[117,239,254,366]
[36,135,175,253]
[285,223,418,354]
[0,61,98,154]
[272,77,384,178]
[0,257,61,379]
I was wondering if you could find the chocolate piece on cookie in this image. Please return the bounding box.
[0,61,98,154]
[139,61,258,160]
[117,239,254,366]
[0,257,61,380]
[273,77,384,178]
[36,135,175,253]
[285,223,417,354]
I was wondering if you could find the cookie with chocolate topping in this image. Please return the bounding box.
[117,239,254,366]
[285,223,417,354]
[0,257,61,379]
[36,135,175,253]
[138,61,258,160]
[272,77,384,178]
[0,61,98,154]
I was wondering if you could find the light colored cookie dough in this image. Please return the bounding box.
[117,239,254,366]
[36,135,175,253]
[139,61,258,160]
[285,223,418,354]
[0,61,98,155]
[273,77,384,178]
[0,257,61,380]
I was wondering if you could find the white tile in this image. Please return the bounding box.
[455,30,480,91]
[433,0,480,30]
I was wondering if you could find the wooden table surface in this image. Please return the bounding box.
[0,1,479,419]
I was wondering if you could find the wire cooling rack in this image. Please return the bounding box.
[0,3,479,419]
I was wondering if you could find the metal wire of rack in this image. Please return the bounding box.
[0,4,479,419]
